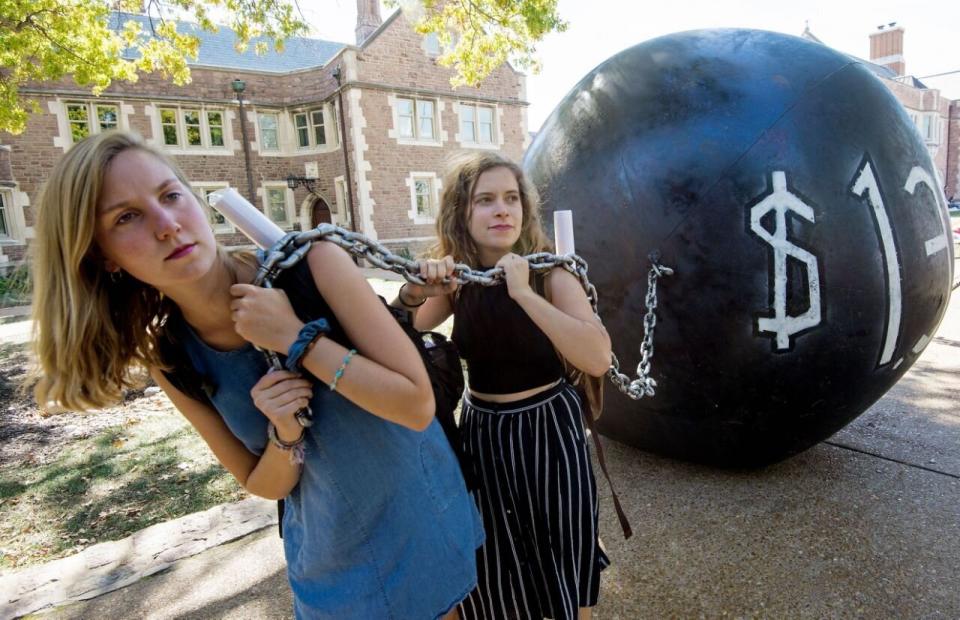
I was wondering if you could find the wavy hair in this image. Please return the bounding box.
[27,130,242,412]
[433,152,551,265]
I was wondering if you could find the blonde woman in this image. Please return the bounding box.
[393,152,612,620]
[29,130,482,619]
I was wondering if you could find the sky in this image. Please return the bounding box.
[300,0,959,132]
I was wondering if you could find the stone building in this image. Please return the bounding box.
[0,2,529,268]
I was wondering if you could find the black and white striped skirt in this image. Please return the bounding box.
[458,381,609,620]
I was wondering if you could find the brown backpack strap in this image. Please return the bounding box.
[537,270,632,538]
[582,411,633,539]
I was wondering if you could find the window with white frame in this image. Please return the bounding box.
[159,108,179,146]
[407,173,439,223]
[184,109,203,146]
[157,106,227,149]
[397,97,437,141]
[460,103,495,145]
[193,184,232,232]
[293,108,327,149]
[258,112,280,151]
[0,190,12,240]
[263,186,293,228]
[65,101,119,143]
[207,111,225,147]
[414,178,436,217]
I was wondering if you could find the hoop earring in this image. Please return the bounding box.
[108,270,123,284]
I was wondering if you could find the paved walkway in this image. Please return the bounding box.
[2,290,958,618]
[0,499,280,619]
[0,305,30,318]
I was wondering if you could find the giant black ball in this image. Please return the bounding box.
[524,29,954,466]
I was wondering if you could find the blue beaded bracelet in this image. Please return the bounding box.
[285,318,331,372]
[329,349,357,392]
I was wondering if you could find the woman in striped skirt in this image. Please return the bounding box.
[392,152,613,619]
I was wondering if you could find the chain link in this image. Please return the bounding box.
[254,224,672,401]
[607,262,672,399]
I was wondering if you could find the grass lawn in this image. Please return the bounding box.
[0,276,446,573]
[0,404,246,572]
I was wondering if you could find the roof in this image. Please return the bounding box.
[893,75,930,89]
[109,12,346,73]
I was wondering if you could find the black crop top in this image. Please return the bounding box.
[452,281,564,394]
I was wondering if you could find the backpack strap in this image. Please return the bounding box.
[535,270,632,539]
[581,406,633,539]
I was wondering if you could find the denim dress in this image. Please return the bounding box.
[175,322,484,619]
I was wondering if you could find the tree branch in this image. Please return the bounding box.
[27,22,101,70]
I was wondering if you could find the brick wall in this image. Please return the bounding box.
[0,92,350,262]
[357,13,524,101]
[883,79,953,194]
[0,8,528,266]
[347,12,528,255]
[947,102,960,200]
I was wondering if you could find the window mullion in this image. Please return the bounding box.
[178,109,185,147]
[412,100,420,140]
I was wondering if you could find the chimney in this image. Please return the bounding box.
[869,23,905,76]
[355,0,382,46]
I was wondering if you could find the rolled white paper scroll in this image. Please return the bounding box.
[553,210,575,255]
[207,187,285,249]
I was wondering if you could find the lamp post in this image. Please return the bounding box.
[232,79,256,202]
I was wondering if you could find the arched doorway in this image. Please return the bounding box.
[310,196,332,227]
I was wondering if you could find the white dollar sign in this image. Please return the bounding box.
[750,171,822,350]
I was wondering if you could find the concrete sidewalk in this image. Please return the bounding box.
[3,291,958,618]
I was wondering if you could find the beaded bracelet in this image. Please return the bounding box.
[329,349,357,392]
[285,318,331,372]
[267,422,306,465]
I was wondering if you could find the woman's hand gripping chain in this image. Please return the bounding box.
[231,283,315,433]
[251,370,313,443]
[400,255,459,305]
[230,283,304,353]
[496,253,533,300]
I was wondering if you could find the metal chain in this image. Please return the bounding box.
[250,232,316,427]
[608,257,672,399]
[254,224,672,401]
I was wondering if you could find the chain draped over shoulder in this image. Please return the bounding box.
[256,224,674,401]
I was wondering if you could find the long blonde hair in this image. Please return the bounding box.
[28,130,237,412]
[433,152,551,265]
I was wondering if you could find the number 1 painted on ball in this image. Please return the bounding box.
[850,158,901,367]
